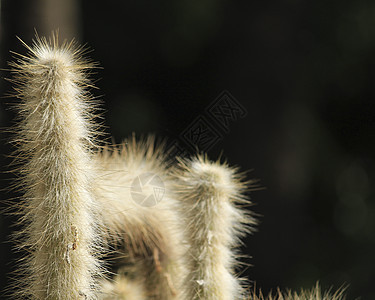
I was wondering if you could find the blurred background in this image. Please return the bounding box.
[1,0,375,299]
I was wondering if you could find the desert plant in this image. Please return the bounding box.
[6,33,347,300]
[8,33,104,299]
[171,156,255,299]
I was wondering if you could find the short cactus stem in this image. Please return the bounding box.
[173,156,255,299]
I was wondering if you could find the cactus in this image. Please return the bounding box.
[6,33,347,300]
[8,33,104,299]
[171,156,255,299]
[93,138,188,299]
[250,283,347,300]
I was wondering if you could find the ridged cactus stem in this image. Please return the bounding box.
[10,34,102,299]
[173,156,254,300]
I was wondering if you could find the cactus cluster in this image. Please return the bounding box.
[6,34,346,299]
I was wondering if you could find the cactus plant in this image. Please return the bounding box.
[8,33,104,299]
[6,33,347,300]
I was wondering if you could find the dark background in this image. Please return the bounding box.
[1,0,375,299]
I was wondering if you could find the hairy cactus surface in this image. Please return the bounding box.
[172,156,255,299]
[9,33,103,299]
[6,33,347,300]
